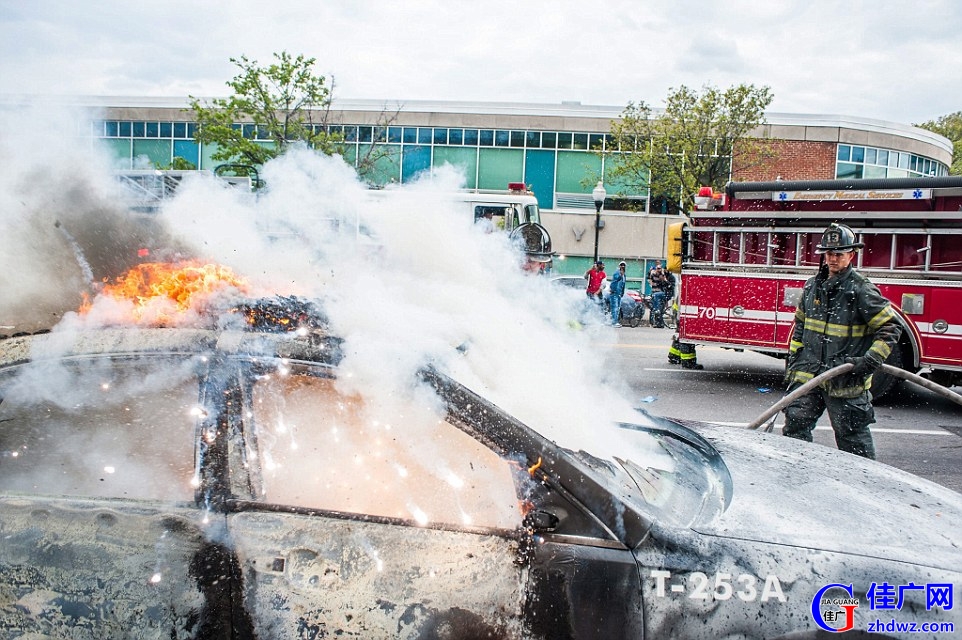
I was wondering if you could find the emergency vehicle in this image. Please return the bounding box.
[668,176,962,397]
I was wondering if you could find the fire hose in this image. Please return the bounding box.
[747,363,962,432]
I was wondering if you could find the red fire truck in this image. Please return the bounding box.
[669,176,962,397]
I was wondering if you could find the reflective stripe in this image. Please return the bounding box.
[867,305,897,332]
[802,318,867,338]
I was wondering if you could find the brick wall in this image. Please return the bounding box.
[733,139,837,181]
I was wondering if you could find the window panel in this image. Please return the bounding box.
[494,130,510,147]
[463,129,479,145]
[388,127,402,143]
[541,132,557,148]
[837,145,851,161]
[573,133,588,150]
[479,130,494,146]
[851,146,865,163]
[448,129,464,145]
[417,128,432,144]
[146,122,159,138]
[509,131,525,147]
[250,374,521,529]
[433,128,448,145]
[557,132,573,149]
[132,121,145,137]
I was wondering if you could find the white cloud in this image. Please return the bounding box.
[0,0,959,123]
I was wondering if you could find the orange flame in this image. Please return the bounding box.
[81,261,249,325]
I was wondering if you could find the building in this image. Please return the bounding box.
[8,95,954,280]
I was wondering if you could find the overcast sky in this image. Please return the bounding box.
[1,0,959,125]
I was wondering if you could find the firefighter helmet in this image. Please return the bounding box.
[815,223,863,254]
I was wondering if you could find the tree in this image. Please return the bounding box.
[188,52,399,185]
[915,111,962,175]
[603,84,774,213]
[190,52,339,168]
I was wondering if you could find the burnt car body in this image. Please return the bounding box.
[1,317,960,639]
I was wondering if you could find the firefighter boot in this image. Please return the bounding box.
[668,335,682,364]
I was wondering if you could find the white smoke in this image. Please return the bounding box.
[0,107,655,459]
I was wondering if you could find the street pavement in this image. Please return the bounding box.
[602,325,962,494]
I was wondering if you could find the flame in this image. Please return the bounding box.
[81,261,249,325]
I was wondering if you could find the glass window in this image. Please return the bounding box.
[877,150,888,166]
[899,153,909,169]
[479,130,494,146]
[344,126,358,142]
[494,130,510,147]
[403,127,417,143]
[417,128,432,144]
[836,162,862,179]
[573,133,589,150]
[250,372,521,529]
[119,121,132,137]
[557,132,573,149]
[851,146,865,163]
[589,134,605,151]
[388,126,402,143]
[105,121,119,137]
[359,126,373,143]
[463,129,479,145]
[0,358,199,502]
[448,128,464,145]
[837,145,851,161]
[432,128,447,145]
[173,122,187,139]
[145,122,159,138]
[525,131,540,147]
[257,125,268,140]
[541,132,557,148]
[373,127,386,143]
[242,124,255,139]
[132,121,145,137]
[510,131,525,147]
[865,148,877,164]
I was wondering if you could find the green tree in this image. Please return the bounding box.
[188,52,399,185]
[603,84,774,213]
[915,111,962,175]
[189,52,340,170]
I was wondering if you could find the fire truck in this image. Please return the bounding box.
[669,176,962,398]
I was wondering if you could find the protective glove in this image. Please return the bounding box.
[845,353,883,377]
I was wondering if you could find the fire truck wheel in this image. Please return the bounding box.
[870,345,904,400]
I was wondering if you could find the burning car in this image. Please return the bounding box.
[0,262,960,639]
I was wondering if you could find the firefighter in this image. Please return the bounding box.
[668,333,702,369]
[781,223,902,459]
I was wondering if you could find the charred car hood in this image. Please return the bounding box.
[679,421,962,571]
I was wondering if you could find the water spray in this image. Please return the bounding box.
[54,220,95,288]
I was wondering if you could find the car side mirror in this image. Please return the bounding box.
[523,510,560,532]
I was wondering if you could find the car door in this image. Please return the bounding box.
[0,355,217,639]
[224,363,528,638]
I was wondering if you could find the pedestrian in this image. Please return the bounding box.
[584,260,606,304]
[781,223,902,459]
[608,261,627,327]
[647,260,668,327]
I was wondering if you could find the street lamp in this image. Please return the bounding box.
[592,181,606,263]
